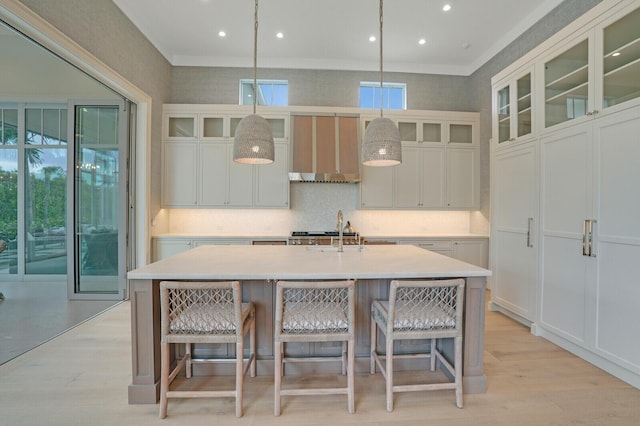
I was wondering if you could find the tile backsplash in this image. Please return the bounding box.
[156,184,485,236]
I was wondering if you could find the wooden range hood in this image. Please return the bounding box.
[289,114,361,183]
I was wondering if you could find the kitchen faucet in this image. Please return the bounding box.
[337,210,344,252]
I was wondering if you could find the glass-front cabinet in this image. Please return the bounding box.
[540,3,640,131]
[494,69,533,145]
[601,5,640,110]
[543,38,591,128]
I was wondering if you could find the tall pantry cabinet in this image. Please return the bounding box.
[491,0,640,388]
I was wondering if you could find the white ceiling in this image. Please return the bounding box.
[113,0,564,76]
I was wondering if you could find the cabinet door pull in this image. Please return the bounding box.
[582,219,588,256]
[588,219,597,257]
[526,218,534,248]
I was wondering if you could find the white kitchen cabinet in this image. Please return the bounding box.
[591,107,640,375]
[199,142,253,207]
[360,111,479,210]
[163,106,290,209]
[452,239,488,268]
[153,239,193,262]
[540,123,593,345]
[490,0,640,389]
[394,145,444,208]
[540,105,640,378]
[446,148,479,209]
[490,142,538,322]
[255,143,289,207]
[165,113,197,139]
[540,2,640,132]
[493,68,534,146]
[162,141,197,206]
[153,237,252,262]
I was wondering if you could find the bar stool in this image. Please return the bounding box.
[159,281,256,418]
[274,280,356,416]
[370,278,465,411]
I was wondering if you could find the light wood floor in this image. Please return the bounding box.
[0,292,639,425]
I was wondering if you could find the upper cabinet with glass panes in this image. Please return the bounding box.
[601,5,640,110]
[494,69,534,145]
[540,3,640,131]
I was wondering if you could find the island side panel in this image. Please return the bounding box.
[128,279,161,404]
[463,276,487,393]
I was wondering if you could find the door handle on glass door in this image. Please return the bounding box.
[526,218,534,248]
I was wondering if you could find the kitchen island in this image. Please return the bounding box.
[127,244,491,404]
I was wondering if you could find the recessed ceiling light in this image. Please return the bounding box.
[276,32,284,39]
[418,38,426,45]
[443,4,452,12]
[369,35,376,42]
[612,52,621,57]
[218,31,226,37]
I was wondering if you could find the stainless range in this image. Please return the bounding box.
[288,231,362,246]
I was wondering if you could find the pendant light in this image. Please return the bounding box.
[233,0,274,164]
[362,0,402,167]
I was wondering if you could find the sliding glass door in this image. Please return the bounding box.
[68,101,127,299]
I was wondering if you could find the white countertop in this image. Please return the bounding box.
[129,244,491,281]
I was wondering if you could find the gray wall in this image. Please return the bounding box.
[171,67,471,111]
[18,0,173,219]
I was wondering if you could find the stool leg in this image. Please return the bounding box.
[455,335,463,408]
[159,342,170,419]
[370,314,377,374]
[185,343,192,378]
[250,313,256,377]
[274,340,283,416]
[430,338,436,372]
[347,339,355,414]
[386,337,394,412]
[236,341,244,417]
[341,341,347,375]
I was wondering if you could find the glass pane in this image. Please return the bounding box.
[603,6,640,108]
[267,118,285,139]
[230,117,242,137]
[42,109,61,145]
[24,148,67,275]
[0,149,18,274]
[388,87,404,109]
[272,84,288,106]
[398,122,417,142]
[98,108,118,145]
[360,86,374,108]
[517,74,532,137]
[1,109,18,145]
[75,105,122,294]
[78,148,119,278]
[497,85,510,143]
[26,108,42,144]
[545,39,589,127]
[168,117,195,137]
[450,124,473,143]
[202,117,224,138]
[422,123,441,142]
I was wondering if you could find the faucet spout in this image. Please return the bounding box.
[337,210,344,252]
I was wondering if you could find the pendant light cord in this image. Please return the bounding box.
[379,0,384,118]
[252,0,258,115]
